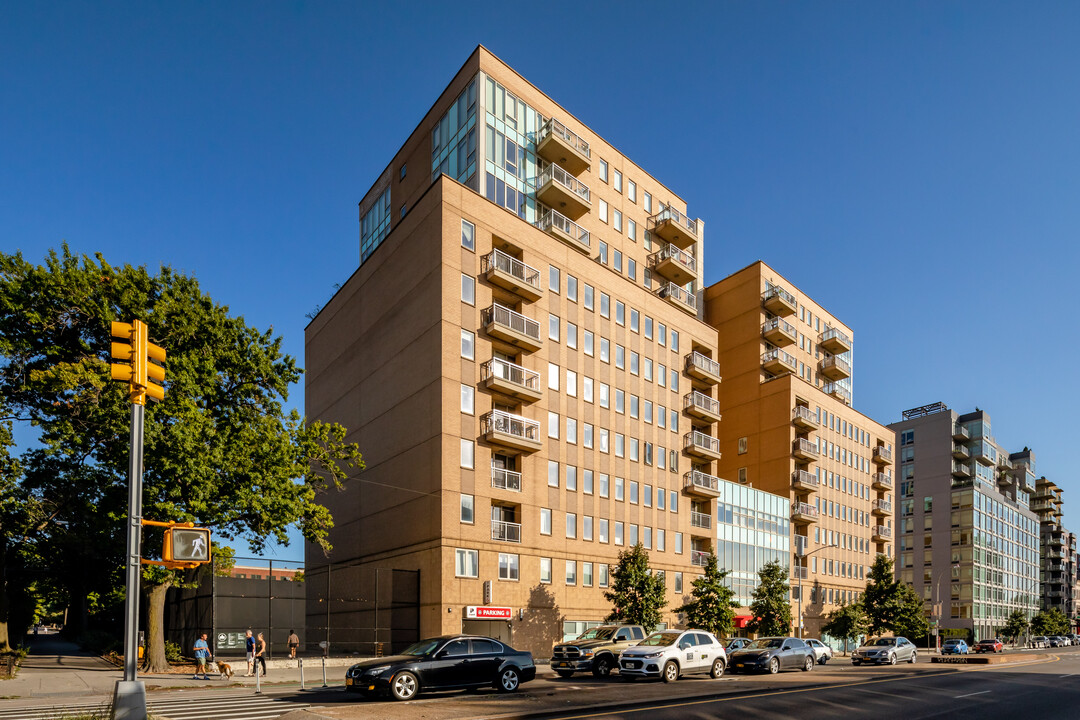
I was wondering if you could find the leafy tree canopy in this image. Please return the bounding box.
[603,544,666,630]
[861,554,903,636]
[746,559,791,637]
[821,601,868,653]
[892,582,930,642]
[675,552,739,638]
[1002,609,1029,645]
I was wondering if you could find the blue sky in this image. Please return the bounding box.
[4,2,1079,557]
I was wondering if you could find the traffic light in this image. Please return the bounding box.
[164,526,211,563]
[110,319,166,404]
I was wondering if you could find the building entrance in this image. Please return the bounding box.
[462,619,512,644]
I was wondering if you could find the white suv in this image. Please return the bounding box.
[618,629,728,682]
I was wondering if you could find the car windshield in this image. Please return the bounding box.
[944,640,961,645]
[577,627,616,641]
[638,631,681,647]
[401,639,442,656]
[747,638,784,649]
[871,638,896,646]
[978,639,997,644]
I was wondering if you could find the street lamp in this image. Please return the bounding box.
[933,563,959,652]
[796,541,839,639]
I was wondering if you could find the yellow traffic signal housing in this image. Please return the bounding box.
[164,526,211,564]
[110,319,166,404]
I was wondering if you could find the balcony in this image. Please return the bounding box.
[685,351,722,385]
[872,446,893,465]
[656,282,697,315]
[683,469,722,498]
[792,502,820,524]
[793,438,820,462]
[684,430,722,461]
[792,566,809,580]
[762,348,797,375]
[974,442,995,466]
[792,406,821,431]
[1047,533,1065,547]
[481,410,542,453]
[482,303,542,352]
[691,550,710,567]
[824,383,852,404]
[872,499,892,516]
[1047,564,1065,574]
[535,163,590,220]
[872,472,893,490]
[690,511,713,531]
[648,205,699,250]
[872,525,892,542]
[953,423,970,441]
[491,467,522,492]
[819,356,851,381]
[762,286,797,317]
[951,461,973,478]
[819,327,852,354]
[684,390,722,423]
[482,249,542,301]
[536,207,590,254]
[649,243,698,285]
[792,469,820,492]
[536,117,591,175]
[481,358,542,403]
[491,519,522,543]
[952,444,971,461]
[762,317,797,347]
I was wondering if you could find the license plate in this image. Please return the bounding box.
[558,662,572,668]
[626,661,640,668]
[346,678,353,686]
[735,663,744,668]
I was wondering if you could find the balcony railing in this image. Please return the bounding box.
[648,205,699,240]
[491,467,522,492]
[685,430,721,457]
[684,390,721,420]
[762,286,797,316]
[481,358,541,394]
[491,519,522,543]
[872,446,893,464]
[794,534,809,556]
[482,303,541,344]
[482,249,541,293]
[820,355,851,379]
[536,162,591,203]
[872,525,892,540]
[650,243,697,273]
[536,206,591,251]
[792,502,820,521]
[824,382,852,404]
[656,282,697,312]
[691,550,710,567]
[691,511,712,530]
[762,317,797,345]
[482,410,541,443]
[684,469,722,496]
[952,460,973,477]
[873,499,893,514]
[792,469,820,490]
[537,117,591,159]
[793,406,820,428]
[819,327,852,353]
[953,423,970,441]
[685,351,721,382]
[793,438,821,459]
[762,348,797,374]
[872,472,892,489]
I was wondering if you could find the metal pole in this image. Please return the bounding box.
[325,562,331,655]
[255,654,261,694]
[374,568,379,655]
[268,560,273,661]
[122,403,144,682]
[798,570,803,639]
[299,657,305,691]
[321,655,327,688]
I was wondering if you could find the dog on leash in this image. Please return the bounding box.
[214,661,234,680]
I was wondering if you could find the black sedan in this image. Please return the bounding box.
[345,635,536,700]
[728,637,815,674]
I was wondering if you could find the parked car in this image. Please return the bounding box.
[852,637,917,665]
[550,624,646,678]
[345,635,536,700]
[1048,635,1067,648]
[617,629,728,682]
[728,637,815,674]
[1066,634,1080,646]
[1031,636,1048,648]
[941,639,969,655]
[725,637,752,653]
[974,638,1004,653]
[805,638,833,664]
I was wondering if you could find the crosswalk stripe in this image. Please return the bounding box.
[0,694,308,720]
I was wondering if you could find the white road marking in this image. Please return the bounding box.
[953,690,991,698]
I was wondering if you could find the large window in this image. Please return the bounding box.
[498,553,519,581]
[455,549,478,578]
[432,78,478,186]
[360,184,392,264]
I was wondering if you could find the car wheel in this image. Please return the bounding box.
[909,650,917,664]
[710,658,725,678]
[497,667,520,693]
[889,653,897,665]
[819,655,829,665]
[592,656,613,678]
[662,661,680,683]
[802,655,814,672]
[390,671,419,701]
[556,670,574,679]
[768,658,779,674]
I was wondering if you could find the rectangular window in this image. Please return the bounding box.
[582,562,593,586]
[567,275,578,302]
[600,338,610,363]
[461,219,475,250]
[599,518,609,542]
[615,477,625,501]
[630,481,639,504]
[599,198,609,223]
[583,376,594,402]
[614,521,624,546]
[461,329,474,360]
[566,513,577,538]
[613,210,623,233]
[657,529,666,551]
[599,158,609,182]
[600,293,610,318]
[644,192,652,212]
[548,460,559,488]
[583,469,594,494]
[460,494,474,523]
[644,485,653,507]
[599,563,609,587]
[599,383,610,408]
[670,330,679,352]
[548,411,559,439]
[460,384,474,415]
[616,301,626,326]
[628,179,637,202]
[540,557,552,584]
[498,553,519,581]
[549,265,560,292]
[584,330,594,356]
[615,433,624,457]
[566,369,577,396]
[549,314,560,341]
[566,417,577,444]
[584,283,594,311]
[616,345,625,369]
[629,524,638,546]
[461,274,475,304]
[548,362,559,391]
[567,322,577,349]
[583,516,594,541]
[567,465,577,490]
[541,507,552,535]
[599,474,609,497]
[455,548,478,577]
[675,532,683,554]
[630,309,640,333]
[599,241,608,264]
[616,389,625,413]
[614,169,623,192]
[670,490,677,510]
[658,323,666,346]
[460,439,474,469]
[583,423,593,448]
[628,257,636,280]
[566,560,576,585]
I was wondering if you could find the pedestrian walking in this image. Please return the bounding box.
[193,633,212,680]
[288,629,299,659]
[245,629,255,676]
[255,632,268,676]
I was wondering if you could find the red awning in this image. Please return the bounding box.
[734,615,753,628]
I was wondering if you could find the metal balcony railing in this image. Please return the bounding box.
[794,438,821,457]
[691,511,712,529]
[792,469,820,488]
[482,303,541,343]
[873,446,893,463]
[650,243,697,273]
[491,467,522,492]
[762,348,797,370]
[657,282,697,310]
[535,207,591,249]
[821,356,851,376]
[873,499,893,513]
[873,525,892,540]
[763,286,797,307]
[649,205,699,239]
[684,469,721,494]
[763,317,796,337]
[792,502,819,519]
[481,358,541,394]
[536,162,591,203]
[824,382,852,403]
[820,327,852,348]
[685,430,721,455]
[686,351,721,379]
[684,390,721,418]
[793,406,819,425]
[691,550,710,567]
[482,249,541,292]
[872,472,893,488]
[482,410,541,443]
[538,117,591,158]
[491,520,522,543]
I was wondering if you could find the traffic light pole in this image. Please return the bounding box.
[113,402,146,719]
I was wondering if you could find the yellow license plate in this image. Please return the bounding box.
[346,678,353,686]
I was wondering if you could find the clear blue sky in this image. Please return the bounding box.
[4,2,1079,556]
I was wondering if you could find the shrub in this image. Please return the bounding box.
[164,640,184,663]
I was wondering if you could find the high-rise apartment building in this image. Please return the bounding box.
[888,404,1039,643]
[304,47,722,656]
[703,262,894,639]
[1030,477,1077,623]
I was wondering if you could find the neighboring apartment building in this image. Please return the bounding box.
[888,404,1040,644]
[703,262,895,639]
[304,46,722,657]
[1030,476,1077,623]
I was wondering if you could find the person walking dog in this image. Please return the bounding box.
[193,633,212,680]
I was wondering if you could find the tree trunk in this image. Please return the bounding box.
[142,581,172,673]
[0,538,10,653]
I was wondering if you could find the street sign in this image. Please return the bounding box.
[466,605,512,620]
[167,527,211,562]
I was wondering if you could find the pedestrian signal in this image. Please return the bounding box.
[165,527,211,563]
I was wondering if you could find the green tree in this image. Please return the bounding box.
[0,247,364,671]
[1042,607,1071,636]
[603,544,666,630]
[861,554,903,636]
[746,560,791,637]
[1030,609,1052,637]
[675,552,738,638]
[892,583,930,642]
[1002,609,1029,646]
[821,601,868,655]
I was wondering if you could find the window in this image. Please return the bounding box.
[615,521,624,545]
[461,219,475,250]
[549,314,560,341]
[566,513,577,538]
[460,494,474,523]
[674,572,682,593]
[616,389,625,413]
[460,439,474,469]
[600,338,610,363]
[461,329,474,359]
[541,508,552,534]
[584,469,594,494]
[540,557,552,584]
[613,210,623,233]
[628,257,636,279]
[657,488,665,509]
[549,265,560,292]
[567,322,577,349]
[599,158,609,182]
[566,417,577,444]
[630,309,639,333]
[400,163,407,181]
[399,203,407,219]
[644,191,652,212]
[599,241,608,264]
[548,362,559,391]
[600,293,610,318]
[599,198,609,224]
[583,376,594,402]
[584,283,594,310]
[548,460,559,487]
[675,532,683,554]
[460,384,474,414]
[567,275,578,301]
[548,411,559,439]
[616,345,625,369]
[658,323,666,346]
[584,330,594,356]
[583,516,593,541]
[599,473,609,497]
[566,369,577,396]
[644,484,652,507]
[670,490,677,510]
[630,481,639,504]
[567,465,577,490]
[615,477,625,501]
[566,560,577,585]
[671,330,679,352]
[498,553,519,581]
[599,382,610,408]
[599,564,609,587]
[455,549,478,577]
[616,301,626,326]
[599,518,609,542]
[614,169,623,192]
[628,180,637,202]
[582,562,594,586]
